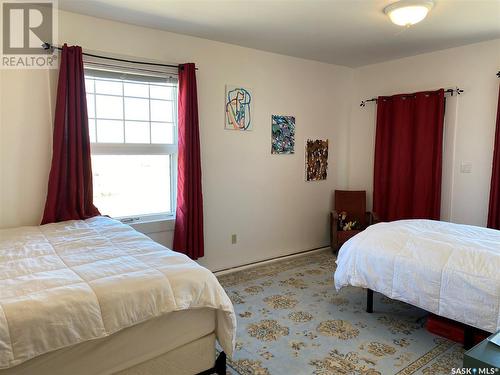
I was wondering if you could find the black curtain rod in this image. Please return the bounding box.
[42,42,192,70]
[360,87,464,107]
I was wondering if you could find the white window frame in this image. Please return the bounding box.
[85,66,178,224]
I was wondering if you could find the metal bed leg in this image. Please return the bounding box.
[366,288,374,313]
[196,351,226,375]
[464,325,475,350]
[214,351,226,375]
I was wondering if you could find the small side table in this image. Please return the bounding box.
[463,331,500,371]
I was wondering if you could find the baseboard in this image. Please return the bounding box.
[213,246,331,276]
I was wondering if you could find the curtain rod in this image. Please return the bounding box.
[41,42,196,70]
[360,87,464,107]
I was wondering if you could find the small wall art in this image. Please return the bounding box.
[305,139,329,181]
[225,85,253,130]
[271,115,295,154]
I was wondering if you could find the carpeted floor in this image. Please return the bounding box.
[217,249,463,375]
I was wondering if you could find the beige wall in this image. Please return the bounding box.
[1,10,498,271]
[0,11,354,271]
[348,39,500,226]
[0,69,58,227]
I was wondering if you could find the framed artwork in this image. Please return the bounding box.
[271,115,295,154]
[305,139,328,181]
[225,85,253,130]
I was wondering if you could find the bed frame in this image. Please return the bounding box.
[197,352,226,375]
[366,288,479,350]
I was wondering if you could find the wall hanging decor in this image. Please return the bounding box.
[271,115,295,154]
[225,85,253,130]
[305,139,328,181]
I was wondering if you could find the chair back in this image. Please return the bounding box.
[334,190,367,227]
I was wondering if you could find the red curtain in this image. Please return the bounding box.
[41,44,100,224]
[173,63,204,259]
[487,84,500,229]
[373,89,445,222]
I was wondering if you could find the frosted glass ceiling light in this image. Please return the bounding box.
[384,0,434,27]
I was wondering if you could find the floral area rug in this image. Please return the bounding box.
[217,249,463,375]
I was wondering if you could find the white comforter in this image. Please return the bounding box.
[0,216,236,369]
[335,219,500,333]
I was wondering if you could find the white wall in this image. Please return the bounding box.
[0,10,354,271]
[0,69,58,227]
[348,39,500,226]
[2,10,497,271]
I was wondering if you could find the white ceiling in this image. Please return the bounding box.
[58,0,500,67]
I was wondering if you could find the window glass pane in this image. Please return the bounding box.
[151,122,174,144]
[125,121,150,143]
[124,97,149,121]
[150,100,173,122]
[96,95,123,119]
[95,79,122,95]
[150,85,172,100]
[88,119,96,143]
[92,155,171,217]
[86,94,95,118]
[96,119,124,143]
[85,79,94,93]
[124,82,149,98]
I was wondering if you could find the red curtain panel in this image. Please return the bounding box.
[173,63,204,259]
[41,44,100,224]
[487,84,500,229]
[373,89,445,222]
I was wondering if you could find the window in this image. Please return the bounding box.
[85,67,178,222]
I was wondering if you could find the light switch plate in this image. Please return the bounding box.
[460,162,472,174]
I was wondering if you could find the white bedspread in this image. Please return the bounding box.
[0,216,236,369]
[335,219,500,333]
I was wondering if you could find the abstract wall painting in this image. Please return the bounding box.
[225,85,253,130]
[305,139,329,181]
[271,115,295,154]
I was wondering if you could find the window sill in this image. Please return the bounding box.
[127,215,175,234]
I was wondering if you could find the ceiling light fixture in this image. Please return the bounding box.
[384,0,434,27]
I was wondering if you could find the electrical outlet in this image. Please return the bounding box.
[231,234,237,244]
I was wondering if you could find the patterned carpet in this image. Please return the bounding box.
[217,249,463,375]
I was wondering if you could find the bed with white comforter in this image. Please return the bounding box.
[335,219,500,333]
[0,216,236,371]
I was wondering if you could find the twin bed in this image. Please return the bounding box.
[335,219,500,342]
[0,216,235,375]
[1,214,498,373]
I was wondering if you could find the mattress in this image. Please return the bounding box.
[0,308,215,375]
[334,219,500,333]
[0,216,236,369]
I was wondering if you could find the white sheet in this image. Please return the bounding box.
[334,219,500,333]
[0,216,236,369]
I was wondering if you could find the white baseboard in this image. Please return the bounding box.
[214,246,331,276]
